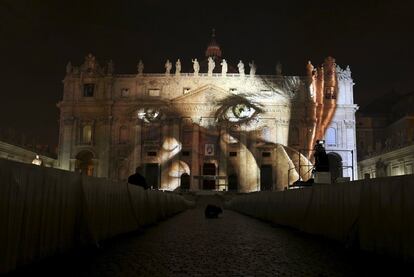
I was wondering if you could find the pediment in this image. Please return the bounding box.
[171,84,233,104]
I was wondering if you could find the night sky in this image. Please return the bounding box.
[1,0,413,149]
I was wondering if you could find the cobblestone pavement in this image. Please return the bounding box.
[9,195,413,276]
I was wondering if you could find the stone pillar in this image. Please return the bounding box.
[218,125,227,191]
[275,119,289,146]
[249,128,260,191]
[238,129,247,192]
[171,119,180,190]
[160,123,169,190]
[59,117,74,170]
[133,121,142,171]
[96,117,112,178]
[69,158,76,172]
[191,121,200,191]
[92,158,99,177]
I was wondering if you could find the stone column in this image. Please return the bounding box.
[160,123,169,190]
[275,118,289,146]
[171,119,180,190]
[218,125,228,191]
[238,128,247,192]
[191,120,200,191]
[59,117,75,170]
[96,117,112,178]
[133,120,142,171]
[69,158,76,172]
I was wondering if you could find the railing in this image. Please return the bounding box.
[287,148,355,187]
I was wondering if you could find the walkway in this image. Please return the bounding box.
[8,195,412,276]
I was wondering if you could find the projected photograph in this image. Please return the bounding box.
[59,54,356,192]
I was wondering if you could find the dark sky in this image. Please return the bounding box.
[1,0,413,147]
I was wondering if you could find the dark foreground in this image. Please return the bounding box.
[7,195,413,276]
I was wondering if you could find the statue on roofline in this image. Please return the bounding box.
[137,60,144,75]
[207,57,215,76]
[165,59,172,76]
[192,58,200,76]
[175,59,181,76]
[237,60,245,76]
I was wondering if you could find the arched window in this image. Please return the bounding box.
[75,150,94,176]
[327,152,343,182]
[180,173,190,190]
[119,126,129,144]
[326,127,336,146]
[228,174,238,191]
[82,125,92,144]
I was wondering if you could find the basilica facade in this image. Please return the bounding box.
[57,39,357,192]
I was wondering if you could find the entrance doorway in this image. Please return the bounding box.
[228,174,238,191]
[260,165,273,191]
[145,163,159,189]
[180,173,190,191]
[327,152,343,182]
[203,163,216,190]
[75,150,94,176]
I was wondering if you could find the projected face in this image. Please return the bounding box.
[134,59,337,192]
[134,90,308,192]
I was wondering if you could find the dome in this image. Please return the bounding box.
[205,29,222,60]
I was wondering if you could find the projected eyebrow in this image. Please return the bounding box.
[215,95,264,125]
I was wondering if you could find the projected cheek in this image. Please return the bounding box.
[160,137,181,162]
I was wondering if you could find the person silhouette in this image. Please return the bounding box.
[313,142,330,172]
[128,166,149,189]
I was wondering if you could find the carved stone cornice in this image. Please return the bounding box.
[63,116,75,125]
[336,65,352,82]
[344,120,355,129]
[96,116,113,125]
[275,118,290,126]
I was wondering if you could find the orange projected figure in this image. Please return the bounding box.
[306,57,338,161]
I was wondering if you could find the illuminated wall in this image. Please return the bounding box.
[58,54,357,192]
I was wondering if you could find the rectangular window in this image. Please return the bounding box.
[121,88,129,97]
[147,151,157,156]
[148,89,160,97]
[229,152,237,157]
[182,151,190,156]
[83,84,95,97]
[81,125,92,144]
[182,131,192,146]
[262,152,271,157]
[405,164,413,175]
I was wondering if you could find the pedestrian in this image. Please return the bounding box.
[128,166,150,189]
[204,204,223,218]
[313,141,329,172]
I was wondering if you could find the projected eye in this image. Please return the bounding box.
[228,104,255,122]
[138,108,164,123]
[216,101,262,124]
